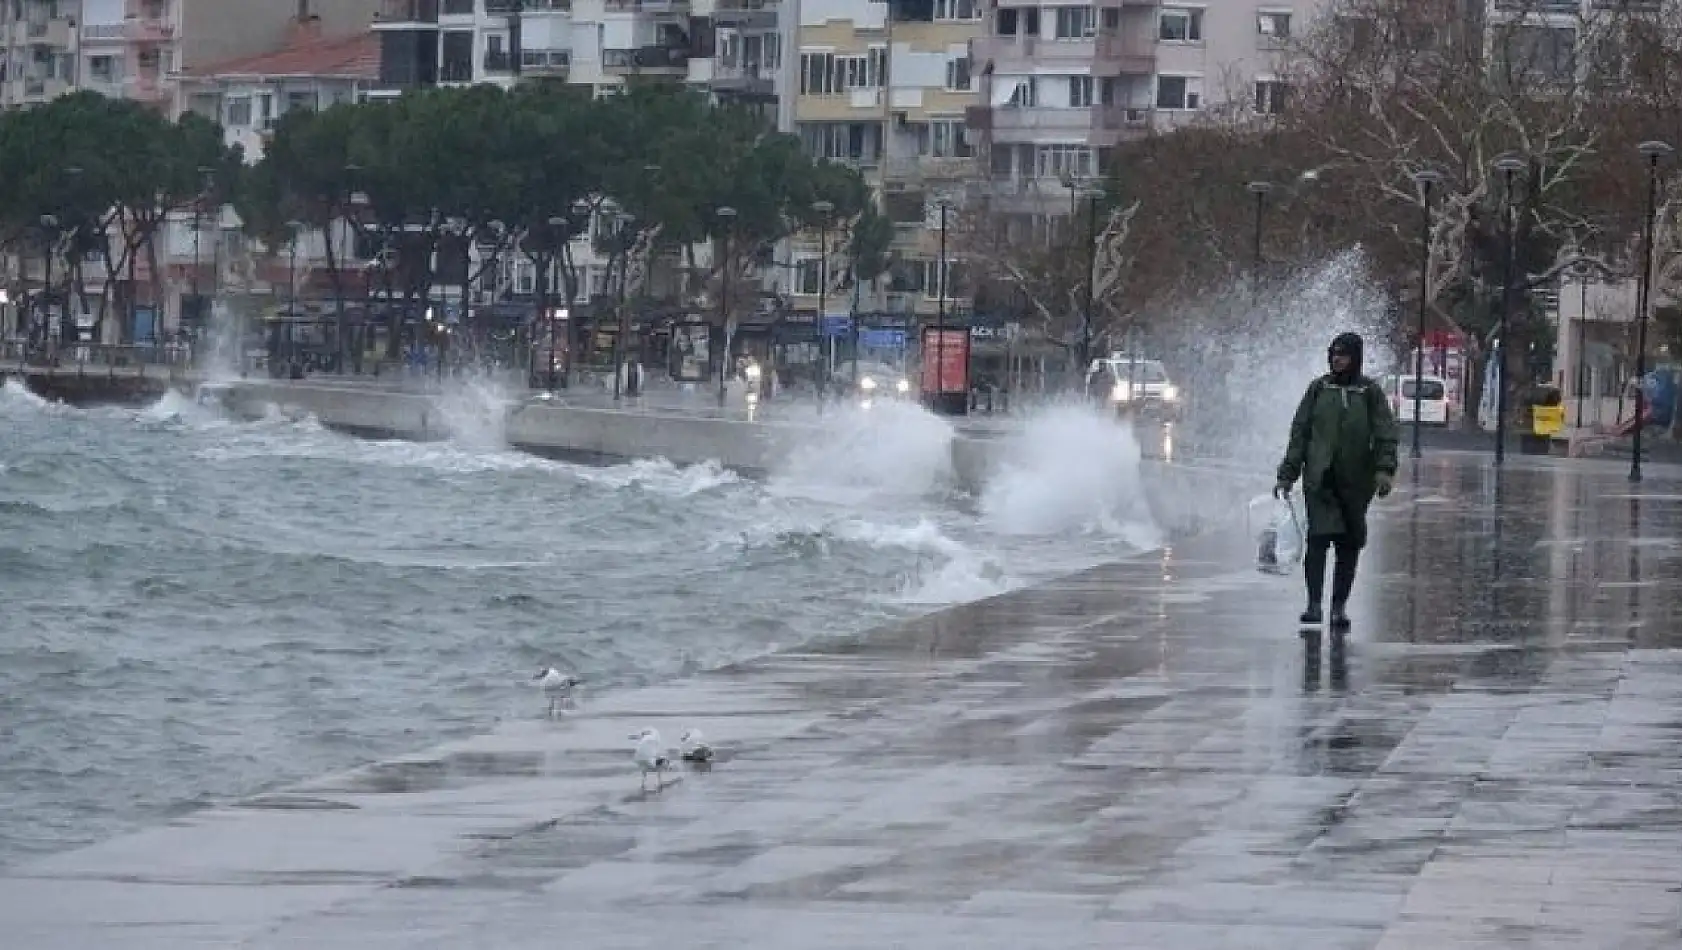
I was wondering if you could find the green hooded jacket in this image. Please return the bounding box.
[1275,338,1399,544]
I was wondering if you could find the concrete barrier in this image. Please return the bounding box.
[216,380,1265,539]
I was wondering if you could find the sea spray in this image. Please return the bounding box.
[1158,251,1394,470]
[979,400,1160,544]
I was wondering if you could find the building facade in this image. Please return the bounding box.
[788,0,982,330]
[0,0,379,110]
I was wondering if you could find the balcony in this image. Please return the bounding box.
[711,61,774,97]
[602,0,689,11]
[484,49,512,72]
[521,48,572,74]
[969,104,1150,145]
[82,22,128,43]
[713,0,776,28]
[373,0,441,26]
[25,16,74,47]
[601,45,689,72]
[972,31,1154,74]
[485,0,573,10]
[124,72,168,101]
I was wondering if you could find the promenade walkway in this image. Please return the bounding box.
[2,457,1680,949]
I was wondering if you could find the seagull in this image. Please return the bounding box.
[631,728,670,791]
[679,728,713,764]
[535,667,581,718]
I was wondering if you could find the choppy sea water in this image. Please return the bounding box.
[0,378,1162,867]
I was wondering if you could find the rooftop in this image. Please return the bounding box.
[185,28,379,82]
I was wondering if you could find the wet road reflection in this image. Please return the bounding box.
[3,456,1679,948]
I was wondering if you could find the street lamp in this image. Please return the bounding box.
[1246,180,1274,307]
[715,206,737,407]
[1630,139,1673,484]
[1571,259,1594,432]
[1490,152,1527,467]
[38,214,58,353]
[339,164,362,373]
[933,194,953,414]
[539,214,565,392]
[1409,168,1445,459]
[621,163,660,400]
[611,208,636,401]
[812,199,834,408]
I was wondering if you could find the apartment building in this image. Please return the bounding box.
[968,0,1303,208]
[370,0,720,96]
[789,0,982,326]
[0,0,379,109]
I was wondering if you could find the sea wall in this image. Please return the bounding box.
[215,380,1264,537]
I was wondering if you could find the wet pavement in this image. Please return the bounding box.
[2,455,1680,949]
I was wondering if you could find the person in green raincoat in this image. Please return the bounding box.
[1273,332,1399,629]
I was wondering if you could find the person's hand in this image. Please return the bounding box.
[1273,479,1293,500]
[1375,473,1394,499]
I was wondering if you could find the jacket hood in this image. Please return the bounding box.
[1328,332,1364,382]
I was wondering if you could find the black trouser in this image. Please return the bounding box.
[1304,536,1360,609]
[1305,480,1365,609]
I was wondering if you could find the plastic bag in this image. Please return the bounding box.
[1247,494,1305,575]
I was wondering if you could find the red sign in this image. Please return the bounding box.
[919,328,970,396]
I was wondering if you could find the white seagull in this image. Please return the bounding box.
[631,728,670,791]
[535,667,581,718]
[679,728,713,764]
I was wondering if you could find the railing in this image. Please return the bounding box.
[602,0,688,11]
[601,46,690,69]
[521,49,571,70]
[0,341,200,377]
[82,23,128,40]
[483,50,512,72]
[375,0,441,24]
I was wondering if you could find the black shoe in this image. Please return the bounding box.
[1329,605,1351,630]
[1300,605,1323,625]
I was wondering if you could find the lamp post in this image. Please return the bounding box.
[1572,260,1592,431]
[812,199,834,408]
[1410,168,1445,459]
[1246,180,1274,307]
[612,209,635,401]
[1081,184,1099,380]
[933,194,952,414]
[1490,152,1527,467]
[340,164,362,373]
[1630,140,1673,484]
[715,206,737,407]
[620,164,659,400]
[38,214,58,355]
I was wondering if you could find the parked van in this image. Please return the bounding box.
[1383,374,1451,426]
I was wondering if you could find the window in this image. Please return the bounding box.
[920,120,972,158]
[1496,25,1576,83]
[88,55,116,82]
[1053,6,1095,39]
[799,48,886,95]
[918,259,959,299]
[1001,76,1037,107]
[794,258,823,295]
[1254,79,1288,114]
[935,0,980,20]
[798,122,883,163]
[1033,144,1093,179]
[1159,8,1203,42]
[1257,11,1291,38]
[1069,75,1094,107]
[1155,74,1201,110]
[995,7,1040,37]
[225,96,252,126]
[945,55,971,91]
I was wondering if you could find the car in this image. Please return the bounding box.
[1382,373,1451,426]
[832,360,912,404]
[1086,355,1182,421]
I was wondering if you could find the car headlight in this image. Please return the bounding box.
[860,376,878,391]
[1163,384,1179,402]
[744,363,762,381]
[1110,383,1131,402]
[895,378,910,394]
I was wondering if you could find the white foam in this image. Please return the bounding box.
[979,402,1159,542]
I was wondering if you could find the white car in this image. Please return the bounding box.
[1384,374,1450,426]
[834,360,911,401]
[1087,356,1181,420]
